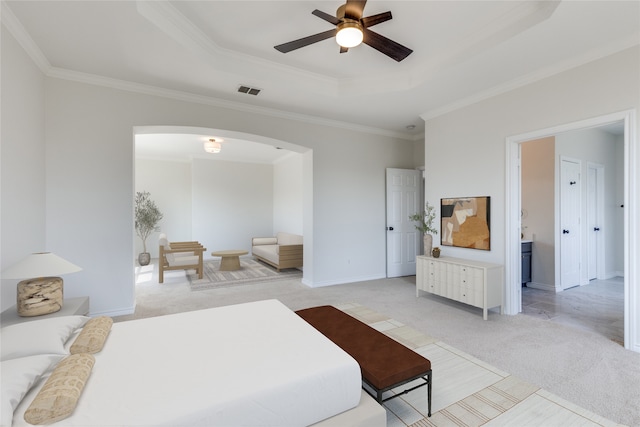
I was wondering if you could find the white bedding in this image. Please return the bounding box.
[12,300,362,426]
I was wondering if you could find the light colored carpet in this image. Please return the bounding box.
[187,258,302,290]
[125,263,640,426]
[339,304,618,427]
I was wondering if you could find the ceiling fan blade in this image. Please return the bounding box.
[361,11,392,28]
[274,29,338,53]
[362,28,413,62]
[345,0,367,20]
[312,9,340,25]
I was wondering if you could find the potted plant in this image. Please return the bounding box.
[135,191,163,266]
[409,201,438,256]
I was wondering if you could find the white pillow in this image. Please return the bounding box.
[1,316,88,361]
[1,354,64,426]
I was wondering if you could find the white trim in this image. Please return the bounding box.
[135,1,337,88]
[49,67,415,140]
[526,282,556,292]
[1,1,51,72]
[302,274,386,288]
[421,36,639,121]
[504,140,522,314]
[91,305,136,318]
[506,109,637,352]
[623,113,639,353]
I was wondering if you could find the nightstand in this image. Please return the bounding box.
[1,296,90,327]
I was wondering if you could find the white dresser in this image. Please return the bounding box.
[416,256,503,320]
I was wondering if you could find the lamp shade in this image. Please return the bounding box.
[2,252,82,279]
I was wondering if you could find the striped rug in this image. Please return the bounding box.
[187,258,301,291]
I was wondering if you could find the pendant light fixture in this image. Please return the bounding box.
[204,138,222,154]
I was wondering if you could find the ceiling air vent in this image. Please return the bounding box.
[238,85,261,96]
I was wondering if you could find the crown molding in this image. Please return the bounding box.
[1,1,51,73]
[136,1,338,94]
[421,35,640,121]
[47,67,415,141]
[2,0,413,141]
[141,1,562,99]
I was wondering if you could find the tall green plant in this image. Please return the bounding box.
[135,191,163,253]
[409,201,438,235]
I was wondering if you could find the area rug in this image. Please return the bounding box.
[188,258,302,291]
[335,303,618,427]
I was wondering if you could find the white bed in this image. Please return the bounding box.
[4,299,386,426]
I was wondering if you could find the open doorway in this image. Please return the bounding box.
[505,110,637,351]
[518,124,624,344]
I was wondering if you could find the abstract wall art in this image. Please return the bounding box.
[441,196,491,250]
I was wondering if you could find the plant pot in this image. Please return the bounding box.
[138,252,151,266]
[423,234,433,257]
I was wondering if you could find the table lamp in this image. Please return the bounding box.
[2,252,82,317]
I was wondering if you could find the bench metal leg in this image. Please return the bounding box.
[427,370,432,417]
[364,370,432,417]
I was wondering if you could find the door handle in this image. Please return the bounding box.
[594,227,600,231]
[563,229,570,234]
[386,226,394,231]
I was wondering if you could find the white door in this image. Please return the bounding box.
[560,158,581,290]
[587,164,603,280]
[386,168,421,277]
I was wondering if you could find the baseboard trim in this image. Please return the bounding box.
[525,281,556,292]
[302,273,386,288]
[91,304,136,318]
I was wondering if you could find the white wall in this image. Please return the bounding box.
[413,138,425,169]
[273,154,303,236]
[555,127,624,280]
[1,28,47,311]
[2,25,414,315]
[522,137,555,289]
[422,46,639,350]
[135,158,192,258]
[191,158,273,254]
[135,154,305,260]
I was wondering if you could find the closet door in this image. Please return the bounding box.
[560,157,582,289]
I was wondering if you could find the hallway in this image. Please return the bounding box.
[522,277,624,345]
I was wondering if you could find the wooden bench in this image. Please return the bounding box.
[296,305,432,417]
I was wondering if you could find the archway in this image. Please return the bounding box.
[132,125,313,284]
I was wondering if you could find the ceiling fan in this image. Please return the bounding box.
[274,0,413,62]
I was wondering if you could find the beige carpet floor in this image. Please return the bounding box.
[123,259,640,426]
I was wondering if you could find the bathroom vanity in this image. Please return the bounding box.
[521,240,532,286]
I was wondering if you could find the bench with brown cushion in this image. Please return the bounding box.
[296,305,432,417]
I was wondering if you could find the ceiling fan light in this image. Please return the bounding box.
[204,138,221,154]
[336,22,363,48]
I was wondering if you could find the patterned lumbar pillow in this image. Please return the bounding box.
[70,316,113,354]
[24,353,95,425]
